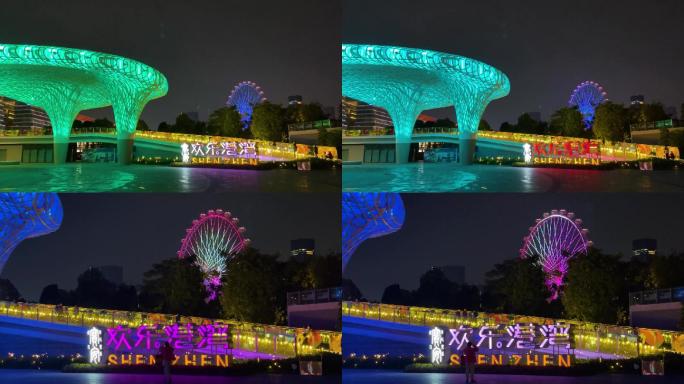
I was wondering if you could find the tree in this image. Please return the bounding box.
[93,117,114,127]
[139,257,218,317]
[0,279,21,301]
[550,107,584,137]
[157,121,171,132]
[251,102,285,141]
[317,127,329,146]
[562,249,627,324]
[342,279,363,301]
[73,268,117,308]
[174,113,198,134]
[208,107,242,137]
[478,119,492,131]
[593,102,626,141]
[286,103,325,124]
[136,119,150,131]
[482,258,551,316]
[221,249,285,324]
[660,127,672,146]
[39,284,73,305]
[381,284,413,305]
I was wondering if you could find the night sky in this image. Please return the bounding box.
[2,193,341,301]
[343,0,684,128]
[0,0,340,128]
[344,193,684,301]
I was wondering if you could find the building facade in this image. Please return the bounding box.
[342,97,392,130]
[0,96,51,132]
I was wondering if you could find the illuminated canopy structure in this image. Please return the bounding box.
[0,43,168,163]
[0,192,63,273]
[226,81,266,130]
[342,192,405,271]
[178,209,251,302]
[520,209,592,301]
[569,81,607,130]
[342,44,510,164]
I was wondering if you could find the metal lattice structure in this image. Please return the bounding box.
[342,193,405,271]
[342,44,510,164]
[520,209,592,301]
[0,193,63,273]
[178,209,251,302]
[0,43,168,163]
[226,81,266,130]
[569,81,607,130]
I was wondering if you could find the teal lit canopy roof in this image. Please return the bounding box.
[0,43,168,139]
[342,44,510,139]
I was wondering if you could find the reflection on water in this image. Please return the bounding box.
[343,163,684,192]
[0,164,340,192]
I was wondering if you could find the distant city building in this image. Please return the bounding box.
[342,97,392,129]
[630,95,645,105]
[439,265,465,285]
[525,111,542,122]
[0,96,50,131]
[291,238,315,261]
[288,95,303,106]
[95,265,124,285]
[183,111,199,122]
[630,286,684,330]
[632,238,657,259]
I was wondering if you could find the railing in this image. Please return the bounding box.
[287,287,343,306]
[0,300,341,357]
[343,301,684,358]
[630,287,684,306]
[343,127,680,160]
[630,119,679,132]
[287,119,340,131]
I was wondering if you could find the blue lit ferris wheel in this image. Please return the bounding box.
[0,193,63,273]
[226,81,267,130]
[568,81,607,130]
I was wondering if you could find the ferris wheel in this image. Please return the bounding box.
[226,81,267,130]
[568,81,607,130]
[178,209,251,302]
[520,209,592,301]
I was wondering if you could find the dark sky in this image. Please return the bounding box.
[2,193,341,301]
[0,0,340,128]
[343,0,684,128]
[344,193,684,301]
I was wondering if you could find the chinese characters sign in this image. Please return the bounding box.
[428,323,574,367]
[181,141,258,165]
[525,140,601,166]
[89,323,233,367]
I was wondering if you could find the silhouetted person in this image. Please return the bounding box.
[159,341,174,384]
[461,341,479,383]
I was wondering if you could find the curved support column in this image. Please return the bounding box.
[43,98,81,164]
[458,131,477,165]
[112,97,146,165]
[387,108,421,164]
[53,138,70,164]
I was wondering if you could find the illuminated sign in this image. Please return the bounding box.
[182,141,258,165]
[429,327,445,364]
[88,323,234,367]
[428,323,574,367]
[87,327,103,364]
[525,141,601,166]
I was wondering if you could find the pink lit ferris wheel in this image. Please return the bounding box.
[520,209,592,301]
[178,209,251,302]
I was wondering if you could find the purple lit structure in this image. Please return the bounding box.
[520,209,592,301]
[569,81,607,130]
[178,209,250,302]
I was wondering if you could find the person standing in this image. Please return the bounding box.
[159,341,175,384]
[461,341,479,383]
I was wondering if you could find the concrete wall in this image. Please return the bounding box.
[342,145,365,162]
[630,302,683,331]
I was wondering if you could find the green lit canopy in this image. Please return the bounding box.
[342,44,510,163]
[0,43,168,163]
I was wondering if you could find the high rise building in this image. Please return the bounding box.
[632,238,657,259]
[288,95,303,106]
[0,96,50,131]
[342,97,392,130]
[290,238,315,261]
[630,95,645,106]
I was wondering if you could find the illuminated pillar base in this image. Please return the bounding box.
[395,141,411,164]
[459,133,476,165]
[53,139,69,164]
[117,139,134,165]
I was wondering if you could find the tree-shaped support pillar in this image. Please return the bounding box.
[453,88,492,165]
[41,88,83,164]
[112,93,147,165]
[386,107,421,163]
